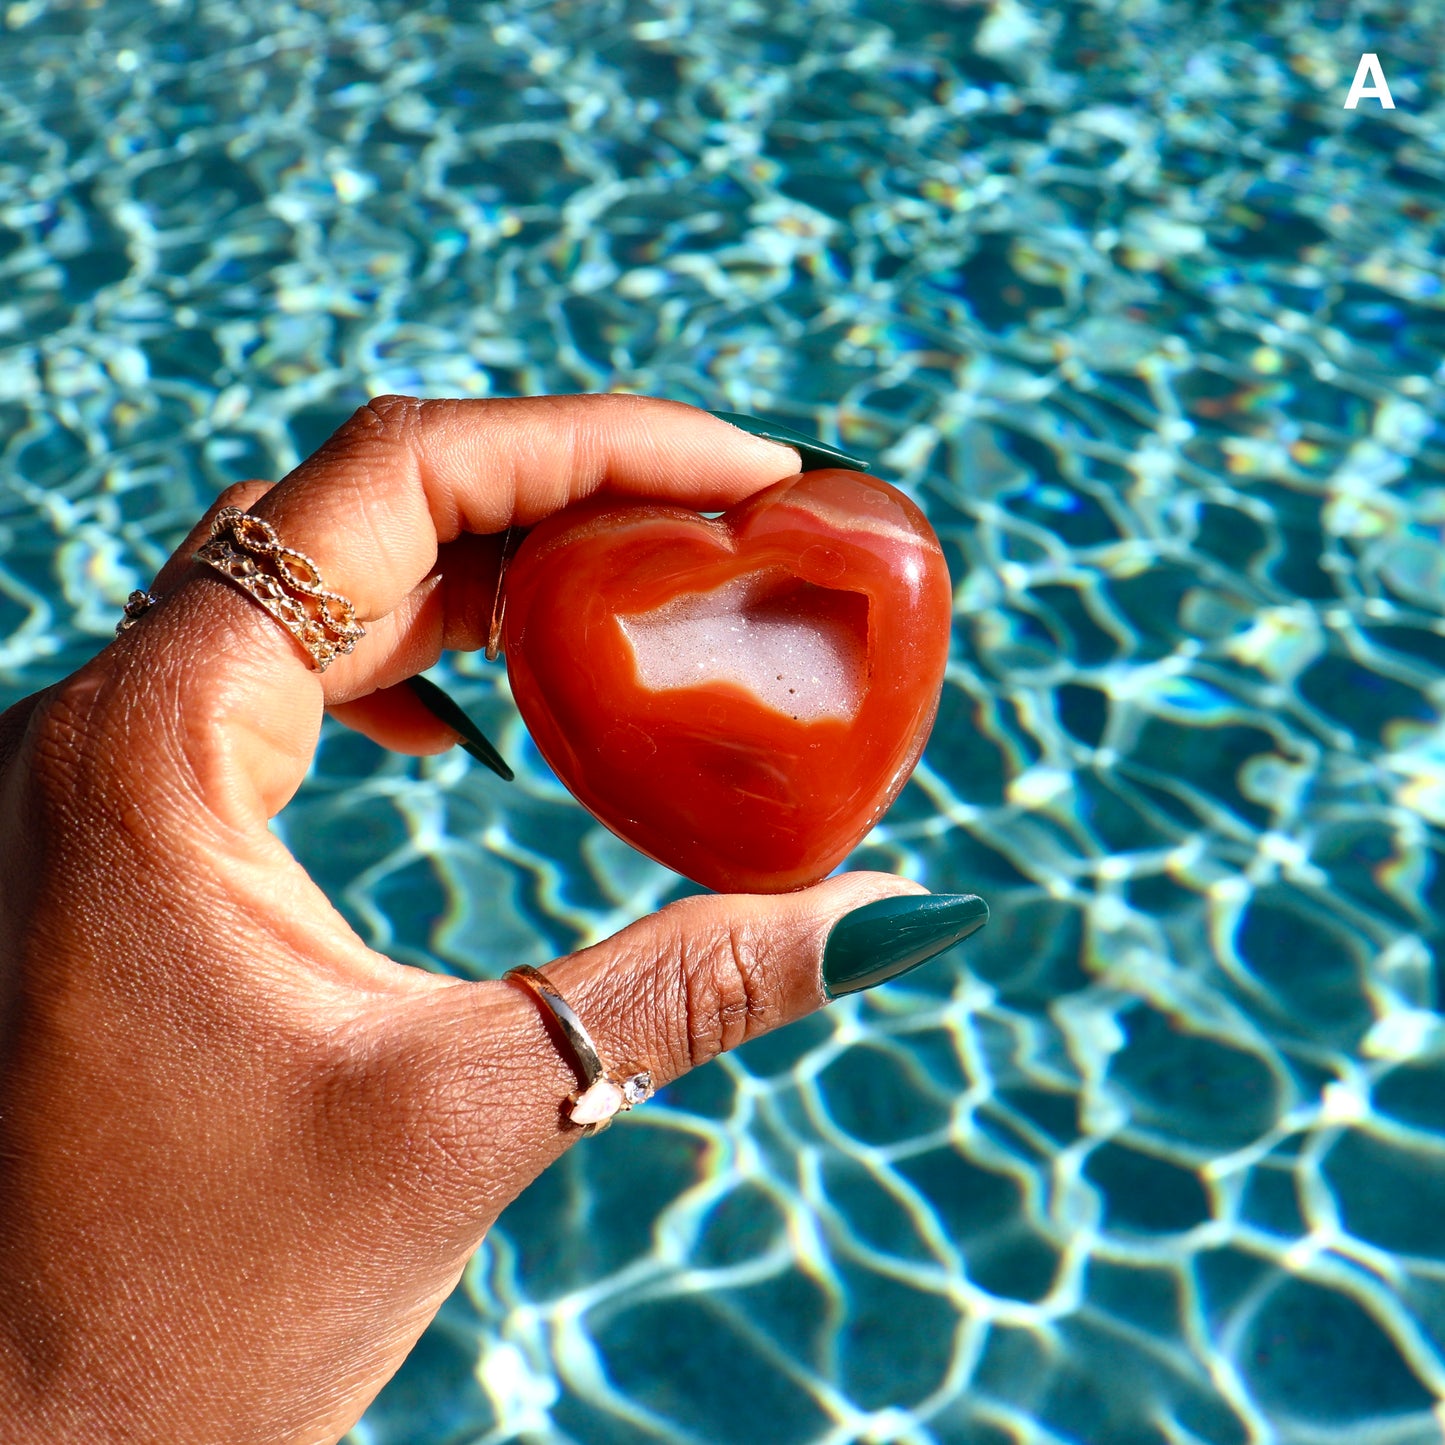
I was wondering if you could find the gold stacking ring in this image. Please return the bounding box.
[503,965,655,1134]
[193,506,365,672]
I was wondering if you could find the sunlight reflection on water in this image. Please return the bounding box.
[3,0,1445,1440]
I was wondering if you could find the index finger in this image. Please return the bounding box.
[258,395,806,622]
[93,394,807,827]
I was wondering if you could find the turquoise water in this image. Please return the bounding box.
[3,0,1445,1440]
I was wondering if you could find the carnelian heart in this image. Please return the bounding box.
[501,469,952,893]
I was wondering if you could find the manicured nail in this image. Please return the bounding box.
[705,410,871,473]
[822,893,989,998]
[404,675,515,782]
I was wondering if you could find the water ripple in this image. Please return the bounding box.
[4,0,1445,1440]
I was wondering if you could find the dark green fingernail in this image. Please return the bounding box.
[405,675,515,782]
[705,410,872,473]
[822,893,989,998]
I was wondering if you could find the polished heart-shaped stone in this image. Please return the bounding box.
[501,469,952,893]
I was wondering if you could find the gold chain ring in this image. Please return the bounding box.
[193,507,366,672]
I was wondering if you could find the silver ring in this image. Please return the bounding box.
[503,964,655,1134]
[115,589,158,634]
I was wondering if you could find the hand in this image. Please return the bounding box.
[0,395,985,1444]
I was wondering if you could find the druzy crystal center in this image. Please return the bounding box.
[618,572,868,723]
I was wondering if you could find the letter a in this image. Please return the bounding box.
[1344,53,1395,109]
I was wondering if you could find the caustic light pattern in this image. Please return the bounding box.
[2,0,1445,1442]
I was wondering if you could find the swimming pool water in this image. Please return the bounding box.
[3,0,1445,1440]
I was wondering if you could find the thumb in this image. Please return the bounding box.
[366,873,989,1237]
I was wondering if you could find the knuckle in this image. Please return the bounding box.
[214,480,263,510]
[317,396,430,495]
[361,393,424,435]
[673,905,771,1068]
[212,479,252,508]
